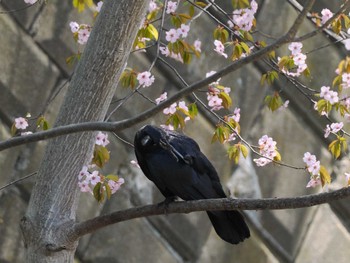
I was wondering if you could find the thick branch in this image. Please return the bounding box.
[0,0,314,152]
[69,185,350,241]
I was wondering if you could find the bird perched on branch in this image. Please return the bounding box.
[134,125,250,244]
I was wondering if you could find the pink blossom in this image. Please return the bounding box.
[208,95,223,110]
[78,166,89,181]
[69,21,79,33]
[288,42,303,55]
[231,107,241,122]
[345,173,350,185]
[344,113,350,122]
[24,0,37,4]
[330,122,343,133]
[148,0,158,13]
[160,124,174,130]
[213,40,228,58]
[108,177,125,194]
[253,157,271,167]
[15,117,29,130]
[130,160,140,169]
[78,180,92,193]
[321,8,333,25]
[343,39,350,51]
[78,28,90,45]
[89,171,101,186]
[303,152,317,167]
[306,177,322,188]
[163,103,177,115]
[155,92,167,104]
[177,24,190,38]
[160,46,170,56]
[137,71,155,88]
[166,1,178,14]
[341,73,350,89]
[324,124,331,138]
[165,29,180,43]
[307,160,320,176]
[194,40,202,52]
[178,101,188,112]
[95,132,110,146]
[96,1,103,12]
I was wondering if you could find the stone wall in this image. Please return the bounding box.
[0,1,349,262]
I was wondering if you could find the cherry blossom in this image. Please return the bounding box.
[341,73,350,89]
[320,8,333,25]
[130,160,140,169]
[69,21,79,33]
[78,166,89,181]
[24,0,37,4]
[163,102,177,115]
[194,40,202,52]
[166,1,178,14]
[306,178,322,188]
[165,29,180,43]
[303,152,321,178]
[213,40,228,58]
[155,92,167,104]
[108,178,125,194]
[89,170,101,186]
[95,1,103,12]
[137,71,155,87]
[229,0,258,32]
[253,135,278,167]
[177,24,190,38]
[343,39,350,51]
[78,28,90,45]
[208,95,223,111]
[319,86,338,105]
[15,117,29,130]
[95,132,110,146]
[231,107,241,122]
[178,101,189,112]
[160,124,175,130]
[78,180,92,193]
[288,42,303,55]
[148,0,158,13]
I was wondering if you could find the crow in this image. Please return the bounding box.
[134,125,250,244]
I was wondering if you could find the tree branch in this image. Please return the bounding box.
[69,185,350,241]
[0,0,314,152]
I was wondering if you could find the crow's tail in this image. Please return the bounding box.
[207,210,250,244]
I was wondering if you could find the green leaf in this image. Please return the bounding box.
[105,182,112,200]
[264,93,283,111]
[316,99,332,115]
[93,145,110,168]
[10,123,17,136]
[218,91,232,109]
[106,174,119,181]
[240,144,248,158]
[319,165,331,187]
[212,125,230,144]
[188,103,198,118]
[93,182,104,202]
[328,136,347,159]
[227,145,240,164]
[147,24,159,40]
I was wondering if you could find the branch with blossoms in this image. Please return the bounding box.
[8,0,350,197]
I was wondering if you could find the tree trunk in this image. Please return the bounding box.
[20,1,149,262]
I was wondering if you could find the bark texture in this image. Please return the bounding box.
[20,1,150,262]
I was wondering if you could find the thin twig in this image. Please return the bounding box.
[0,171,37,191]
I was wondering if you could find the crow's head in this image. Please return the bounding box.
[134,125,166,152]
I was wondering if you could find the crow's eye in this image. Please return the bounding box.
[141,135,152,146]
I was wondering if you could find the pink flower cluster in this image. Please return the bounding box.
[205,71,231,111]
[320,8,333,25]
[253,135,277,167]
[319,86,339,105]
[280,42,307,77]
[78,166,125,194]
[24,0,37,4]
[95,132,110,147]
[213,40,228,58]
[324,122,343,138]
[69,22,91,45]
[303,152,322,188]
[14,117,29,130]
[137,71,155,88]
[228,0,258,32]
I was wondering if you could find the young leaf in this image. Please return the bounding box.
[93,182,104,202]
[319,165,331,187]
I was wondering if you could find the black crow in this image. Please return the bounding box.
[134,125,250,244]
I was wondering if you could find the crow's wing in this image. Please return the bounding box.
[167,131,227,199]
